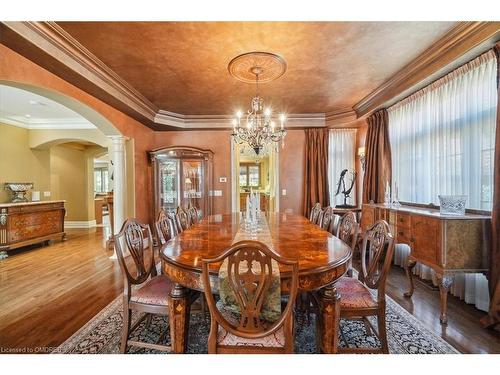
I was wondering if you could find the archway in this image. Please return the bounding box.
[0,81,130,258]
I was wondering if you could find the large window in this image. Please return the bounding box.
[239,163,261,188]
[327,129,356,206]
[389,51,497,210]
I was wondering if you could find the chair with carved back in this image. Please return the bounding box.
[336,220,395,353]
[176,206,190,231]
[309,202,323,226]
[155,210,172,246]
[336,211,360,277]
[167,212,180,236]
[320,206,334,231]
[328,213,342,236]
[187,203,199,226]
[114,219,173,353]
[202,240,299,354]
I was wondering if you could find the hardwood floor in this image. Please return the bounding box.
[384,266,500,354]
[0,227,498,354]
[0,227,123,353]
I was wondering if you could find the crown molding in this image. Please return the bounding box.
[3,21,498,131]
[354,22,500,116]
[0,116,97,130]
[155,110,325,129]
[1,21,158,123]
[325,107,357,127]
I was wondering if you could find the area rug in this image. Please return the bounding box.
[52,293,459,354]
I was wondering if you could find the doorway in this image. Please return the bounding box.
[231,140,280,213]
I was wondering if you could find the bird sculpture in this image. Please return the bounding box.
[335,169,357,208]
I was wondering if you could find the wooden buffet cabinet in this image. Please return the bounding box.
[0,200,66,253]
[361,203,491,324]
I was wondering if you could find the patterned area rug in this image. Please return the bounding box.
[53,293,459,354]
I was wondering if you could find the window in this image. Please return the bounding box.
[239,163,261,188]
[328,129,357,206]
[94,168,109,193]
[388,51,497,210]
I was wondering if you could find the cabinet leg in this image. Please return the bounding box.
[436,274,454,325]
[404,258,417,298]
[168,284,191,353]
[317,284,341,354]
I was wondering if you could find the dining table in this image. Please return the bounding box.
[160,212,352,353]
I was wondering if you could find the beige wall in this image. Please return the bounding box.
[50,145,88,221]
[1,44,154,223]
[0,123,51,203]
[0,122,107,222]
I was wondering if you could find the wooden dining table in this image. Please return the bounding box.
[160,212,352,353]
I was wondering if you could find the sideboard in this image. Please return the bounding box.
[0,200,66,253]
[361,203,491,324]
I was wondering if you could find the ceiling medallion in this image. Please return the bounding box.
[228,51,287,83]
[229,52,287,155]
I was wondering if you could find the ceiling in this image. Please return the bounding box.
[56,22,457,116]
[0,84,96,129]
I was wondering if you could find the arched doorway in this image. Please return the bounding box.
[0,81,131,258]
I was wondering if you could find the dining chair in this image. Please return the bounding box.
[328,213,342,236]
[336,211,360,277]
[167,212,181,236]
[320,206,334,231]
[176,206,190,230]
[114,218,173,353]
[201,240,299,354]
[335,219,395,353]
[309,203,323,226]
[155,210,172,245]
[187,203,199,225]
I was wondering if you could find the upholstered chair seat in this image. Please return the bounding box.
[336,220,395,354]
[215,302,285,348]
[336,277,377,309]
[130,275,173,306]
[202,240,299,354]
[115,219,175,353]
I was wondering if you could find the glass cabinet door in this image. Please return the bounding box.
[159,159,180,213]
[182,160,204,216]
[150,147,214,223]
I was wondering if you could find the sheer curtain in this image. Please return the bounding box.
[389,50,497,312]
[389,51,497,210]
[328,129,356,206]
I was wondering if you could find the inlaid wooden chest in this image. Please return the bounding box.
[0,200,66,252]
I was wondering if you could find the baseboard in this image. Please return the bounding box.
[64,220,97,229]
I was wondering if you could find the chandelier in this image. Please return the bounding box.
[228,52,287,155]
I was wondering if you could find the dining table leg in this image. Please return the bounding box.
[168,283,191,353]
[317,284,341,354]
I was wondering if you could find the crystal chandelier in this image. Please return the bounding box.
[231,66,287,155]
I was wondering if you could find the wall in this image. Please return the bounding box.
[154,129,307,215]
[50,145,89,221]
[0,123,51,203]
[29,128,109,149]
[154,130,232,214]
[279,130,306,215]
[0,123,106,222]
[0,44,155,223]
[355,120,368,205]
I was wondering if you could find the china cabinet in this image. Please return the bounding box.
[149,147,214,222]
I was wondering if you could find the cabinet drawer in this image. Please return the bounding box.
[395,227,412,245]
[395,213,411,228]
[412,216,440,265]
